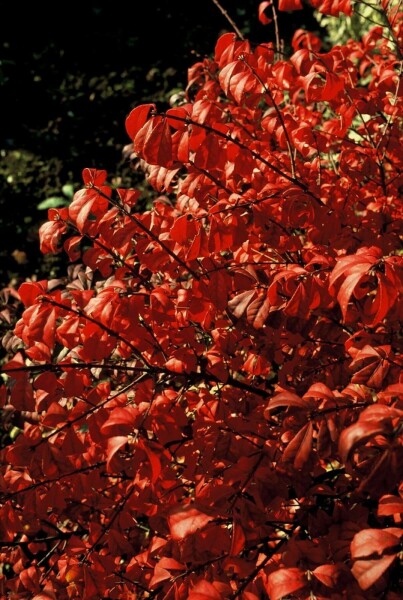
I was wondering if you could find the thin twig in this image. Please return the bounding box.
[210,0,245,40]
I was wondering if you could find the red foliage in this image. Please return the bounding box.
[1,2,402,598]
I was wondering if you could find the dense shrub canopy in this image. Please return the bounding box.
[1,1,402,598]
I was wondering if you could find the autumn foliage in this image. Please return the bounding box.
[1,0,402,598]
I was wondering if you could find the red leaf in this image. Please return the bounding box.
[312,0,352,17]
[312,564,341,587]
[351,528,401,559]
[368,270,400,326]
[39,219,67,254]
[282,422,314,469]
[322,72,345,101]
[228,290,257,319]
[82,168,107,187]
[134,116,173,167]
[149,565,172,589]
[258,2,272,25]
[350,344,391,388]
[68,187,110,234]
[157,557,185,571]
[19,566,41,593]
[63,235,82,262]
[219,60,255,104]
[378,495,403,517]
[100,406,140,436]
[265,567,307,600]
[352,554,396,590]
[125,103,156,140]
[166,106,190,130]
[170,214,199,244]
[246,291,271,329]
[137,439,161,485]
[214,32,237,65]
[188,580,222,600]
[18,281,48,307]
[278,0,303,10]
[105,436,128,473]
[266,391,308,412]
[168,505,214,540]
[338,405,400,463]
[165,348,197,374]
[339,420,387,464]
[230,521,246,556]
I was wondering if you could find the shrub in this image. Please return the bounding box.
[1,1,402,598]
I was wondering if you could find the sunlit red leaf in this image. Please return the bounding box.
[265,567,307,600]
[351,554,396,591]
[312,564,342,587]
[134,116,173,167]
[188,580,223,600]
[312,0,352,17]
[82,168,107,187]
[351,528,402,559]
[258,2,272,25]
[105,436,128,472]
[125,103,156,140]
[168,505,215,540]
[377,495,403,517]
[39,219,67,254]
[18,281,48,307]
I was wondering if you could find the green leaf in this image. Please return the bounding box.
[62,183,75,198]
[37,196,70,210]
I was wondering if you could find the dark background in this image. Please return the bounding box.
[0,0,319,287]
